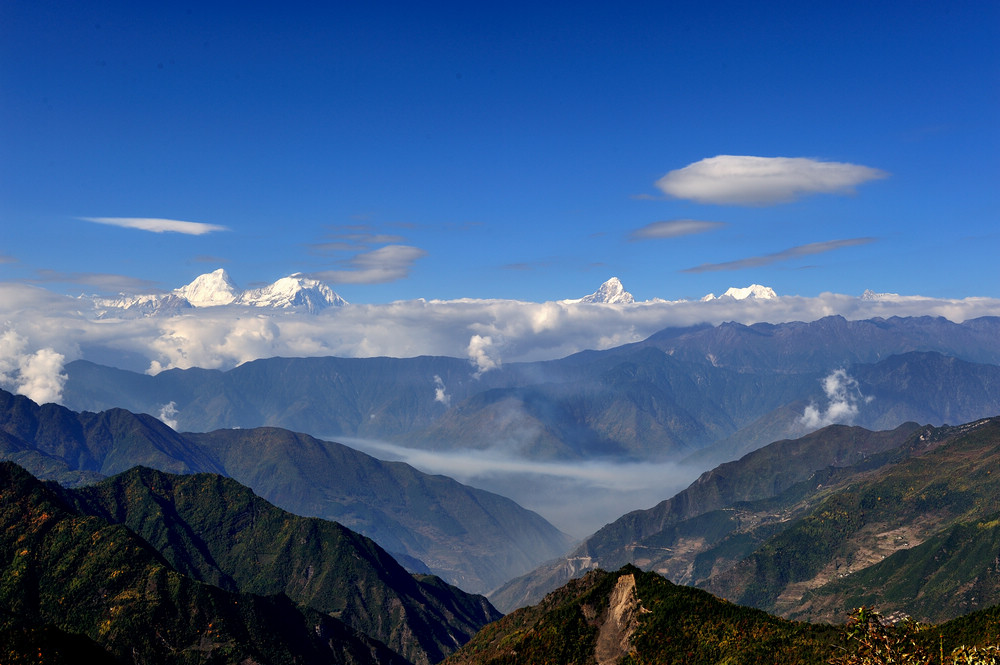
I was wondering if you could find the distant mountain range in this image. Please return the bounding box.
[700,283,778,300]
[61,315,1000,466]
[87,268,348,316]
[83,271,791,317]
[0,389,573,595]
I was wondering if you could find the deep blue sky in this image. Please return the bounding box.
[2,1,997,302]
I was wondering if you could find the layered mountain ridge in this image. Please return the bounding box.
[491,416,1000,625]
[0,461,413,665]
[61,315,1000,468]
[0,388,573,595]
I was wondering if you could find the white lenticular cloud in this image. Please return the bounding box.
[628,219,727,241]
[433,375,451,406]
[467,334,501,377]
[800,369,872,429]
[80,217,230,235]
[0,328,68,404]
[656,155,889,205]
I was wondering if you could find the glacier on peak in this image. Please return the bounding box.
[174,268,238,307]
[238,273,348,310]
[701,284,778,301]
[565,277,636,304]
[90,270,348,317]
[861,288,901,301]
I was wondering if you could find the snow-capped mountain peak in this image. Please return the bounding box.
[568,277,636,304]
[174,268,238,307]
[702,284,777,301]
[89,270,347,317]
[861,289,900,301]
[238,273,348,311]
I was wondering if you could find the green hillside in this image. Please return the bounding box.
[705,417,1000,622]
[489,422,919,612]
[447,566,840,665]
[62,466,501,665]
[0,388,574,595]
[0,462,408,665]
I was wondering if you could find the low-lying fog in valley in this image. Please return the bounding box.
[340,436,698,538]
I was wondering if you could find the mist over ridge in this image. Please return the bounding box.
[55,313,1000,537]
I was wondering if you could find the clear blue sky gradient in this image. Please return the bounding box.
[2,1,997,303]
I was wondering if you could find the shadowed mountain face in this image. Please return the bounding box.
[57,466,502,665]
[61,316,1000,466]
[0,389,574,596]
[492,417,1000,625]
[0,462,410,665]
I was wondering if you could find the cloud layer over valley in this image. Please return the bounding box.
[4,281,1000,406]
[338,436,698,538]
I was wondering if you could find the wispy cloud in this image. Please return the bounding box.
[80,217,230,235]
[191,255,230,265]
[311,224,407,250]
[308,223,426,285]
[683,238,877,273]
[312,244,427,284]
[656,155,888,205]
[629,219,727,241]
[0,255,17,264]
[502,260,553,271]
[31,270,162,293]
[337,435,699,537]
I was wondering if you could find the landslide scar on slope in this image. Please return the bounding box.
[595,573,645,665]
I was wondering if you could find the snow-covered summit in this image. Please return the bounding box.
[701,284,777,301]
[861,289,900,301]
[89,270,347,317]
[566,277,635,304]
[238,273,348,310]
[174,268,238,307]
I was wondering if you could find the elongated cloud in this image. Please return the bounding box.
[656,155,888,205]
[81,217,230,235]
[32,270,161,293]
[683,237,876,273]
[340,436,699,536]
[2,281,1000,381]
[629,219,727,241]
[313,245,427,284]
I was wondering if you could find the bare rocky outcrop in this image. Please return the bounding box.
[594,573,643,665]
